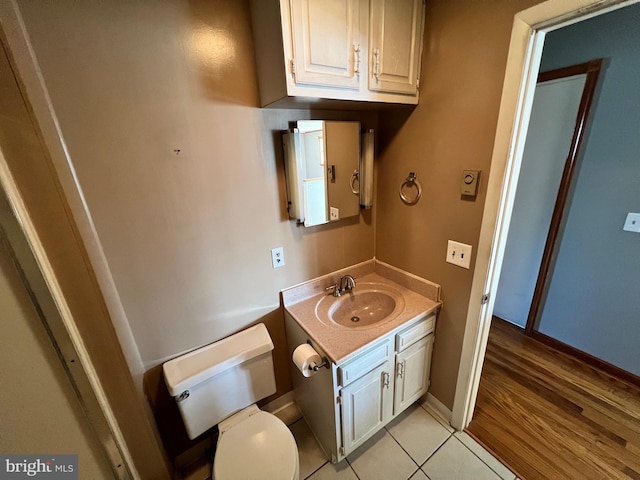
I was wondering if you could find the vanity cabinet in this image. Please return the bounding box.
[250,0,426,107]
[285,311,436,462]
[340,360,393,454]
[394,334,434,413]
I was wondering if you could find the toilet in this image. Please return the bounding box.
[163,323,299,479]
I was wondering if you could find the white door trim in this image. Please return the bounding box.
[450,0,639,430]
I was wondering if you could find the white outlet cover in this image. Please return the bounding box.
[446,240,472,269]
[623,212,640,233]
[330,207,339,221]
[271,247,285,268]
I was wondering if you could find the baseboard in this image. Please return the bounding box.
[263,391,302,426]
[420,393,454,431]
[531,331,640,388]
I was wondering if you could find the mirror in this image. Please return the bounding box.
[283,121,363,227]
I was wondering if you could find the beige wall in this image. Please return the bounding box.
[376,0,540,409]
[14,0,375,406]
[0,219,111,478]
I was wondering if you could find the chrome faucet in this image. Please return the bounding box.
[340,275,356,293]
[325,275,357,297]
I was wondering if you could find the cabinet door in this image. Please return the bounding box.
[394,334,433,415]
[289,0,361,89]
[369,0,424,95]
[340,361,393,455]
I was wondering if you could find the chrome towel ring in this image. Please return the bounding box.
[399,172,422,205]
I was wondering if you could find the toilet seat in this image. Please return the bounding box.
[214,408,299,480]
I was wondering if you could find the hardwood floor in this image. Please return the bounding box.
[467,318,640,480]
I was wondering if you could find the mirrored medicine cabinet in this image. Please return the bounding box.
[283,121,373,227]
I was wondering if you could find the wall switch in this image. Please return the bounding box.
[446,240,472,269]
[623,212,640,233]
[271,247,285,268]
[330,207,339,221]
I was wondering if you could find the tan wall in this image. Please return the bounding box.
[14,0,375,407]
[376,0,540,409]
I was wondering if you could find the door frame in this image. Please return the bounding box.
[0,2,172,477]
[0,185,131,478]
[524,60,602,335]
[450,0,639,430]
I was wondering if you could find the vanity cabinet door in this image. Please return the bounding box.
[393,334,433,415]
[289,0,362,89]
[369,0,424,95]
[340,361,393,454]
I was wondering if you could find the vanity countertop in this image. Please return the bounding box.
[282,260,442,365]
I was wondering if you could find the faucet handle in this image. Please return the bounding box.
[325,284,341,297]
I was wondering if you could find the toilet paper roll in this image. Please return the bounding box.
[292,344,323,378]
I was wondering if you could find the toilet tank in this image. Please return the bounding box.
[163,323,277,439]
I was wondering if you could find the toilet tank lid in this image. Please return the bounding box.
[163,323,274,397]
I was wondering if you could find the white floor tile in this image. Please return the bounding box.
[409,469,429,480]
[454,432,516,480]
[386,403,452,465]
[419,397,455,434]
[347,429,417,480]
[422,437,502,480]
[290,419,329,479]
[307,460,358,480]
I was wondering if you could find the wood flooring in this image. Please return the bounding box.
[467,318,640,480]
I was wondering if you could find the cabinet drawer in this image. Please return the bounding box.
[338,340,391,387]
[396,314,436,352]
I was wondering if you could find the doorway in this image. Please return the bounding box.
[494,62,599,330]
[452,0,640,430]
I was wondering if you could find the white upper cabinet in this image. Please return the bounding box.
[369,0,424,95]
[290,0,361,89]
[250,0,425,107]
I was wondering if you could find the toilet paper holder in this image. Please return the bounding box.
[310,358,329,371]
[307,340,329,371]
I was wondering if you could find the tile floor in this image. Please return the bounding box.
[292,401,518,480]
[180,400,518,480]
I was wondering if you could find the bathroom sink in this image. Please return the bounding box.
[315,283,406,328]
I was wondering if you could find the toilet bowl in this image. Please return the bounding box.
[163,323,299,480]
[214,405,298,479]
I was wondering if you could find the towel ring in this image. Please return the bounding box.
[350,169,360,195]
[399,172,422,205]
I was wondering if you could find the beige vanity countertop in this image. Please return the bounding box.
[283,264,441,365]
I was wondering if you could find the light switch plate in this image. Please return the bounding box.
[623,212,640,233]
[271,247,285,268]
[446,240,472,269]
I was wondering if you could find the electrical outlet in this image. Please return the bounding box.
[271,247,285,268]
[330,207,339,221]
[623,212,640,233]
[446,240,472,269]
